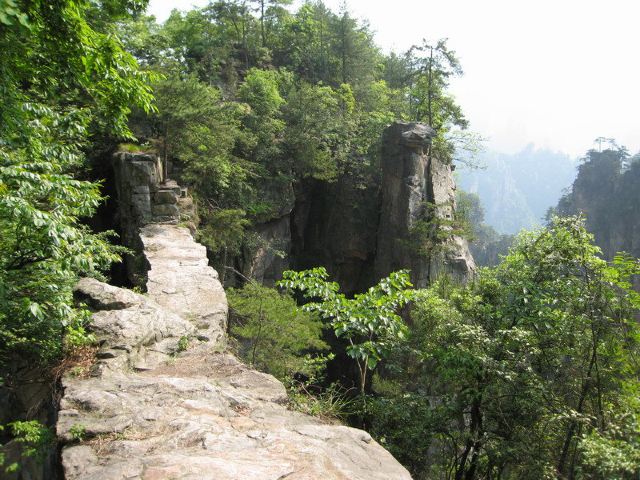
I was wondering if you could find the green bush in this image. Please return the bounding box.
[228,281,328,381]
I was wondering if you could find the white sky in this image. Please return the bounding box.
[147,0,640,157]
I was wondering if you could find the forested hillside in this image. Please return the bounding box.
[116,2,478,282]
[1,2,640,480]
[553,143,640,264]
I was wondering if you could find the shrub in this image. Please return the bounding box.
[228,281,328,381]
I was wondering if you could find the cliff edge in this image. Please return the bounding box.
[55,154,412,479]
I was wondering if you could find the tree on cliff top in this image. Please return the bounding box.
[406,39,480,163]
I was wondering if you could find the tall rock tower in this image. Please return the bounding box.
[375,122,476,287]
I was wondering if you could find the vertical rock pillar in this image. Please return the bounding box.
[111,151,193,286]
[375,122,475,287]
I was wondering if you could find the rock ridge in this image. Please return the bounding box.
[56,159,411,478]
[241,122,475,291]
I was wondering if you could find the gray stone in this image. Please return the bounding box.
[154,189,178,204]
[399,122,436,149]
[141,224,227,348]
[72,278,196,377]
[375,122,476,287]
[62,446,99,478]
[243,215,291,286]
[74,277,140,310]
[151,203,180,217]
[58,219,411,480]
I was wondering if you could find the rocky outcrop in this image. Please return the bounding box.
[290,177,380,295]
[374,122,475,287]
[237,177,296,286]
[111,152,194,286]
[240,123,475,291]
[57,184,411,478]
[554,149,640,293]
[140,224,227,347]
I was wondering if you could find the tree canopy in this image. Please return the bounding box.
[118,2,475,265]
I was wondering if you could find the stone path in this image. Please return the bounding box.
[56,224,412,479]
[141,224,227,347]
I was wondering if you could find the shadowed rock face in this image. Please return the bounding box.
[241,122,475,291]
[57,222,411,479]
[111,152,195,287]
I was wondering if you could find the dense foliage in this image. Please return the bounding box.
[2,3,639,479]
[553,142,640,262]
[0,0,154,473]
[0,0,153,366]
[227,280,327,380]
[278,268,414,394]
[228,216,640,479]
[368,216,640,479]
[120,1,475,263]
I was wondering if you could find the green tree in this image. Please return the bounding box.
[331,6,380,88]
[237,67,288,169]
[228,281,327,380]
[278,268,415,395]
[282,81,356,181]
[0,0,154,365]
[151,74,251,195]
[406,39,475,162]
[248,0,292,47]
[378,216,640,479]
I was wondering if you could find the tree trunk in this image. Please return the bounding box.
[557,349,596,476]
[455,395,483,480]
[427,46,433,127]
[260,0,265,47]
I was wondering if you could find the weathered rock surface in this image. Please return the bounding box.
[57,222,412,479]
[111,152,192,286]
[140,224,227,347]
[236,177,296,286]
[375,122,476,287]
[74,277,196,373]
[242,215,291,286]
[239,122,475,293]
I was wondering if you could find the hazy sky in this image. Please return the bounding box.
[147,0,640,158]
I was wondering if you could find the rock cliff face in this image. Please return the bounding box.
[375,122,475,287]
[244,122,476,290]
[56,153,411,479]
[111,152,195,286]
[290,177,380,294]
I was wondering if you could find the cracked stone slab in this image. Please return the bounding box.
[140,224,227,347]
[58,350,411,480]
[58,222,411,479]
